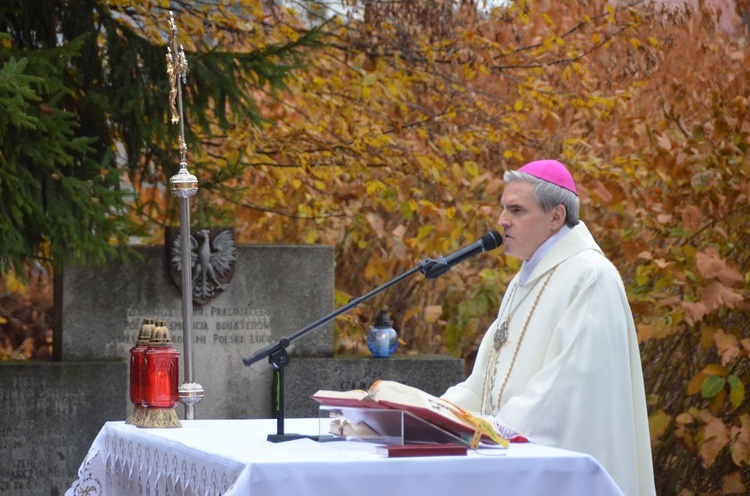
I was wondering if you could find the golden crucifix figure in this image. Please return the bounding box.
[167,15,187,125]
[166,48,178,123]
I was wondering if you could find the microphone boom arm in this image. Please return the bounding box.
[240,230,500,442]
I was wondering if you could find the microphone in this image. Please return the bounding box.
[421,230,502,280]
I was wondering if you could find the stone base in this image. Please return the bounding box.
[0,360,128,496]
[284,355,466,418]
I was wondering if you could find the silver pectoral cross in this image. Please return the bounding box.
[493,319,510,351]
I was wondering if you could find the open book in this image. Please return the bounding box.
[312,380,515,448]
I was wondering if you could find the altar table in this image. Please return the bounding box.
[66,418,623,496]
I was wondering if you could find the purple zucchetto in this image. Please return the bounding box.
[517,160,578,196]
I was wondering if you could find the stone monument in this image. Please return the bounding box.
[59,243,335,419]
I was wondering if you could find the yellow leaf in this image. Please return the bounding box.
[676,413,694,425]
[423,305,443,323]
[416,224,435,240]
[687,372,707,395]
[5,271,26,293]
[728,375,745,411]
[708,390,727,415]
[514,100,524,111]
[365,253,387,279]
[636,323,653,343]
[648,409,672,446]
[674,413,694,445]
[438,138,456,155]
[721,472,746,495]
[365,180,386,195]
[362,74,377,87]
[699,324,715,349]
[702,364,728,377]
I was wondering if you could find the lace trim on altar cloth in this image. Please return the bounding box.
[67,433,241,496]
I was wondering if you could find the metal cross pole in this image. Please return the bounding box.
[166,12,203,420]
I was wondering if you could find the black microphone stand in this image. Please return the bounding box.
[242,259,441,443]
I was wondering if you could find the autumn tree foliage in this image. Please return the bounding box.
[1,0,749,492]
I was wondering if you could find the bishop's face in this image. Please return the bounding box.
[497,181,561,261]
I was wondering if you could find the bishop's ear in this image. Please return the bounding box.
[550,204,567,230]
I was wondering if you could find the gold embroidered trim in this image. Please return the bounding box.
[482,266,558,413]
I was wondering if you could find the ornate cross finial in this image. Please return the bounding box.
[167,12,197,199]
[167,13,189,159]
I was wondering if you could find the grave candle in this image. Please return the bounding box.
[139,320,182,428]
[125,318,154,425]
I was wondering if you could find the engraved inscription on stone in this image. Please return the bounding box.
[122,305,273,352]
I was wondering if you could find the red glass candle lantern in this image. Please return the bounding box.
[125,319,154,425]
[140,320,182,428]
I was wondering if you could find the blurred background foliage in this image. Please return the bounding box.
[1,0,749,493]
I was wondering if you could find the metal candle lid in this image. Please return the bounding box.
[149,321,173,346]
[374,309,393,328]
[136,318,156,346]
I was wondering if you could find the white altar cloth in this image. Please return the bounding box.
[66,418,623,496]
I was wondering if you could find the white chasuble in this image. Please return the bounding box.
[442,222,656,496]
